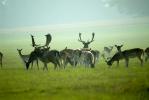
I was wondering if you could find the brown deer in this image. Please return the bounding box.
[106,48,144,67]
[0,52,3,68]
[145,47,149,62]
[78,33,95,48]
[26,34,60,70]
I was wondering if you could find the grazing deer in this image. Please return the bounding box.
[145,47,149,62]
[0,52,3,68]
[26,48,61,70]
[17,49,39,69]
[78,33,95,48]
[26,34,60,70]
[102,46,113,60]
[106,48,144,67]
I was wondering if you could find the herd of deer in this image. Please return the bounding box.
[0,33,149,70]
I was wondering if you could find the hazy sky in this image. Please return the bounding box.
[0,0,149,50]
[1,0,148,29]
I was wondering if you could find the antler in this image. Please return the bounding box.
[44,33,52,47]
[78,33,85,43]
[88,32,95,43]
[30,34,37,47]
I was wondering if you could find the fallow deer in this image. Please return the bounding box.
[17,49,39,69]
[78,33,95,48]
[26,33,60,70]
[106,48,144,67]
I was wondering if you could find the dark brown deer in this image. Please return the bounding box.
[26,34,60,70]
[106,48,144,67]
[145,47,149,62]
[17,49,39,69]
[0,52,3,68]
[78,33,95,48]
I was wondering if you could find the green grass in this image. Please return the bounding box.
[0,54,149,100]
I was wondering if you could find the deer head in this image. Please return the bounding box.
[115,45,123,52]
[78,32,95,48]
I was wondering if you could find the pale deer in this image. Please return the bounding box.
[102,46,113,60]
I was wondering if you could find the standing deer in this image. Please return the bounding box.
[106,48,144,67]
[79,50,95,68]
[17,49,39,69]
[91,50,100,64]
[78,33,95,48]
[145,47,149,62]
[60,47,76,68]
[0,52,3,68]
[26,34,60,70]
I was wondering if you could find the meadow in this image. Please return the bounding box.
[0,23,149,100]
[0,52,149,100]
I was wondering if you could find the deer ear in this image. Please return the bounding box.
[115,45,117,47]
[121,45,123,47]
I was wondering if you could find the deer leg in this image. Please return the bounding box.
[125,58,129,67]
[145,56,148,62]
[64,59,68,69]
[31,62,33,69]
[36,59,39,70]
[56,60,60,69]
[138,56,143,66]
[1,57,2,68]
[54,63,57,70]
[43,63,48,70]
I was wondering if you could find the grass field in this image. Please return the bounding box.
[0,27,149,100]
[0,53,149,100]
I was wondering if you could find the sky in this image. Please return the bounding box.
[0,0,149,51]
[0,0,148,30]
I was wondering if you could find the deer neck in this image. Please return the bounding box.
[18,52,23,57]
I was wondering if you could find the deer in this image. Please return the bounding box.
[60,47,77,68]
[0,52,3,68]
[106,47,144,67]
[17,49,39,69]
[145,47,149,62]
[78,32,95,48]
[102,46,113,61]
[26,34,61,70]
[90,50,100,64]
[79,50,95,68]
